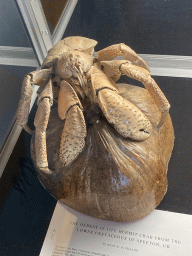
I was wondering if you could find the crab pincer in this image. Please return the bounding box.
[91,66,152,140]
[100,60,170,129]
[58,80,86,166]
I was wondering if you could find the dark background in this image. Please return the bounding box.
[64,0,192,55]
[0,0,192,255]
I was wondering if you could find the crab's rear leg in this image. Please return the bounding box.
[119,61,170,128]
[17,69,51,134]
[58,81,86,166]
[97,43,150,72]
[91,66,152,141]
[34,79,53,168]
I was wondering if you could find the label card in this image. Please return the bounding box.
[40,202,192,256]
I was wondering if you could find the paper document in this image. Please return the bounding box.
[40,201,192,256]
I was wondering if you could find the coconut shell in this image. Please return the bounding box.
[31,83,174,222]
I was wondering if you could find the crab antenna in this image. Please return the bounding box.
[74,66,87,87]
[77,73,84,87]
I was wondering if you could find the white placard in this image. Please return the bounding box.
[40,201,192,256]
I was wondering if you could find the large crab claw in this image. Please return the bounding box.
[97,43,150,73]
[91,66,152,141]
[58,80,87,166]
[100,60,170,129]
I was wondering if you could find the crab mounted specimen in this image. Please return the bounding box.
[17,36,174,222]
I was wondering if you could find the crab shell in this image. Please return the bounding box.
[41,36,98,69]
[31,83,174,222]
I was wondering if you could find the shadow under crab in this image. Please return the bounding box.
[31,83,174,222]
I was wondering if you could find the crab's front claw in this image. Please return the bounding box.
[91,66,152,141]
[98,88,152,140]
[106,60,170,128]
[58,81,86,166]
[97,43,150,72]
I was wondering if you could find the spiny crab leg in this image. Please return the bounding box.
[58,80,86,166]
[120,61,170,128]
[91,66,152,141]
[17,69,51,134]
[34,79,53,168]
[97,43,150,72]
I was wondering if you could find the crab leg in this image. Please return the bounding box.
[119,61,170,128]
[58,81,86,166]
[34,79,53,168]
[17,69,51,134]
[97,43,150,72]
[91,66,152,141]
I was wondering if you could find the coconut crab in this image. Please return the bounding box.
[17,36,174,222]
[17,36,170,170]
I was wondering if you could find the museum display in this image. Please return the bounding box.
[16,36,174,222]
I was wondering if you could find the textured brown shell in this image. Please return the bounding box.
[31,84,174,222]
[42,36,98,69]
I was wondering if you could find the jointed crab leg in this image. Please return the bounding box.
[17,75,33,134]
[58,81,86,166]
[97,43,150,72]
[60,105,86,166]
[34,79,53,168]
[17,69,51,134]
[119,61,170,128]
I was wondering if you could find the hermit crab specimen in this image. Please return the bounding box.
[17,36,174,222]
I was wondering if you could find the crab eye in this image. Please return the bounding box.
[101,65,104,71]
